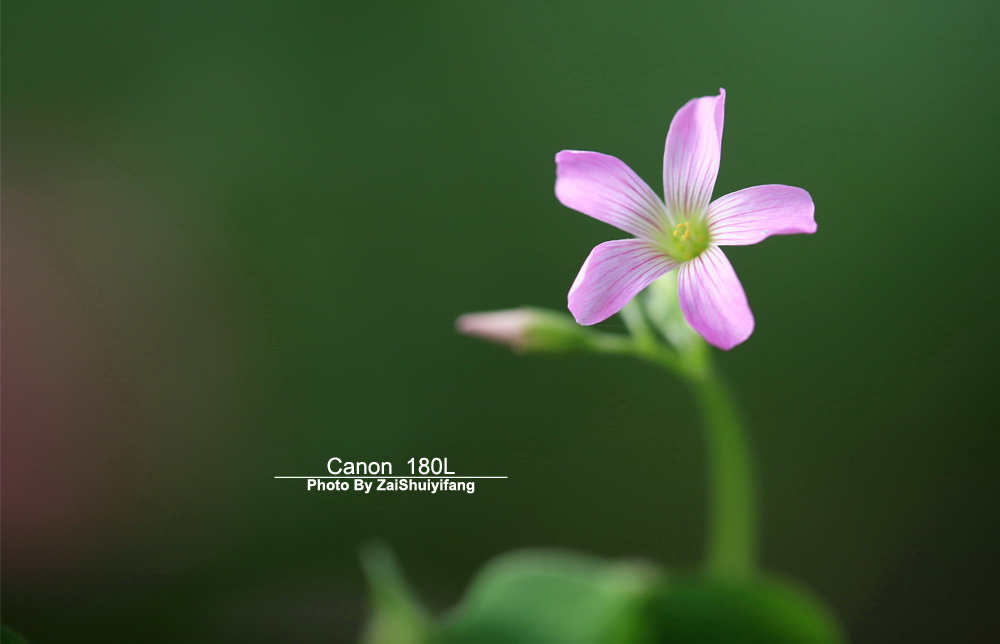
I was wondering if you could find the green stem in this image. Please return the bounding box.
[585,317,756,578]
[688,364,757,578]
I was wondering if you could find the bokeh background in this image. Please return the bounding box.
[3,1,998,641]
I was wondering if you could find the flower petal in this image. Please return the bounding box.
[663,89,726,216]
[678,246,753,350]
[555,150,667,239]
[568,239,679,325]
[707,185,816,246]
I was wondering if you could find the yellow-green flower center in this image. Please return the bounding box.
[663,219,710,261]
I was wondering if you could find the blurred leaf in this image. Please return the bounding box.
[1,626,29,644]
[648,576,846,644]
[436,549,660,644]
[360,543,432,644]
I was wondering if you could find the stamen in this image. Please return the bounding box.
[665,220,709,261]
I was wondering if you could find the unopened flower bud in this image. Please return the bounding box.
[456,307,590,354]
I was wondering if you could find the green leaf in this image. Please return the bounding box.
[436,549,660,644]
[648,576,846,644]
[1,625,30,644]
[359,543,432,644]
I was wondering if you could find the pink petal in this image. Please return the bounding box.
[555,150,667,239]
[678,246,753,350]
[707,185,816,246]
[663,89,726,216]
[568,239,679,325]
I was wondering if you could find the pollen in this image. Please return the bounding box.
[673,222,693,241]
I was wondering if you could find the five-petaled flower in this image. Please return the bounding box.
[555,89,816,350]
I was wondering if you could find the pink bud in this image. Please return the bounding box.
[456,308,535,351]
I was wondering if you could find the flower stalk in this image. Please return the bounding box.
[687,362,757,579]
[625,294,757,579]
[459,300,758,578]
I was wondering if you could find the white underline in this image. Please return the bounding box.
[274,475,507,479]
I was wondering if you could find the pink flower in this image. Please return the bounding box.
[556,89,816,350]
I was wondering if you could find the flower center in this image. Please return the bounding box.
[664,219,710,261]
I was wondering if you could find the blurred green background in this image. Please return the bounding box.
[3,1,998,641]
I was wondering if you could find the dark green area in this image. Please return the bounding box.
[3,1,998,642]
